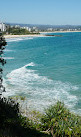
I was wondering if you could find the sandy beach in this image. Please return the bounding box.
[4,31,81,39]
[4,34,44,39]
[40,30,81,33]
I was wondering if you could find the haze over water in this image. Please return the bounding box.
[3,32,81,114]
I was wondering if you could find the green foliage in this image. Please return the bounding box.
[0,97,19,128]
[5,27,40,35]
[7,27,30,35]
[41,101,81,137]
[26,110,43,129]
[0,97,50,137]
[0,33,7,95]
[10,95,26,101]
[1,97,81,137]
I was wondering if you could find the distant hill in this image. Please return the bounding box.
[6,22,81,30]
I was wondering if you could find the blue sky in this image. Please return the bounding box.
[0,0,81,25]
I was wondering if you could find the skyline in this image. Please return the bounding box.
[0,0,81,25]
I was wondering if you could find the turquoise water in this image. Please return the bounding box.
[3,32,81,113]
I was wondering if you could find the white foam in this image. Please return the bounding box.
[3,62,79,112]
[25,62,35,67]
[4,57,14,59]
[6,37,33,42]
[4,49,13,52]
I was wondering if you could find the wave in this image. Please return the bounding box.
[3,62,79,112]
[6,37,33,42]
[4,49,13,52]
[4,57,14,60]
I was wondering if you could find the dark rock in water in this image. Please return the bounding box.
[45,34,62,37]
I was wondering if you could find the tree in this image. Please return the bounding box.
[0,32,7,95]
[0,32,20,136]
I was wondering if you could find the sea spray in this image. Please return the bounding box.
[3,62,78,112]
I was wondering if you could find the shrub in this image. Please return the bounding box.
[0,97,51,137]
[41,101,81,137]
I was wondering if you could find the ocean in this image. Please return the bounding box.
[3,32,81,114]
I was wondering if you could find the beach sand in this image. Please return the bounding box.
[4,31,81,39]
[4,34,44,39]
[40,30,81,33]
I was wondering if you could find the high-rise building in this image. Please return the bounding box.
[0,23,6,32]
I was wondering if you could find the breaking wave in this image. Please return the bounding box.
[3,62,79,112]
[6,37,33,42]
[4,57,14,60]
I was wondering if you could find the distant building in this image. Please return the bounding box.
[15,25,20,28]
[0,23,6,32]
[28,27,31,32]
[47,28,53,31]
[26,27,31,32]
[21,26,31,32]
[32,27,38,32]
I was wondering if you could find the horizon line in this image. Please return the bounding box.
[4,22,81,26]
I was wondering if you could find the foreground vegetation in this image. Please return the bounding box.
[41,102,81,137]
[0,97,50,137]
[1,97,81,137]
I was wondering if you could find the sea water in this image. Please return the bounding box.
[2,32,81,114]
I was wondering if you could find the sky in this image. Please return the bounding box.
[0,0,81,25]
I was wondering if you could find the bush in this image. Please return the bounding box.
[0,97,51,137]
[41,101,81,137]
[0,97,21,136]
[1,97,81,137]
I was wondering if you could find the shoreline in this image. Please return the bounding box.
[40,30,81,33]
[4,34,44,39]
[4,31,81,39]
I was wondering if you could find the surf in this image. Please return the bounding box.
[3,62,79,112]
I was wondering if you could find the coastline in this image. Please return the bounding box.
[40,30,81,33]
[4,31,81,39]
[3,31,81,115]
[4,34,44,39]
